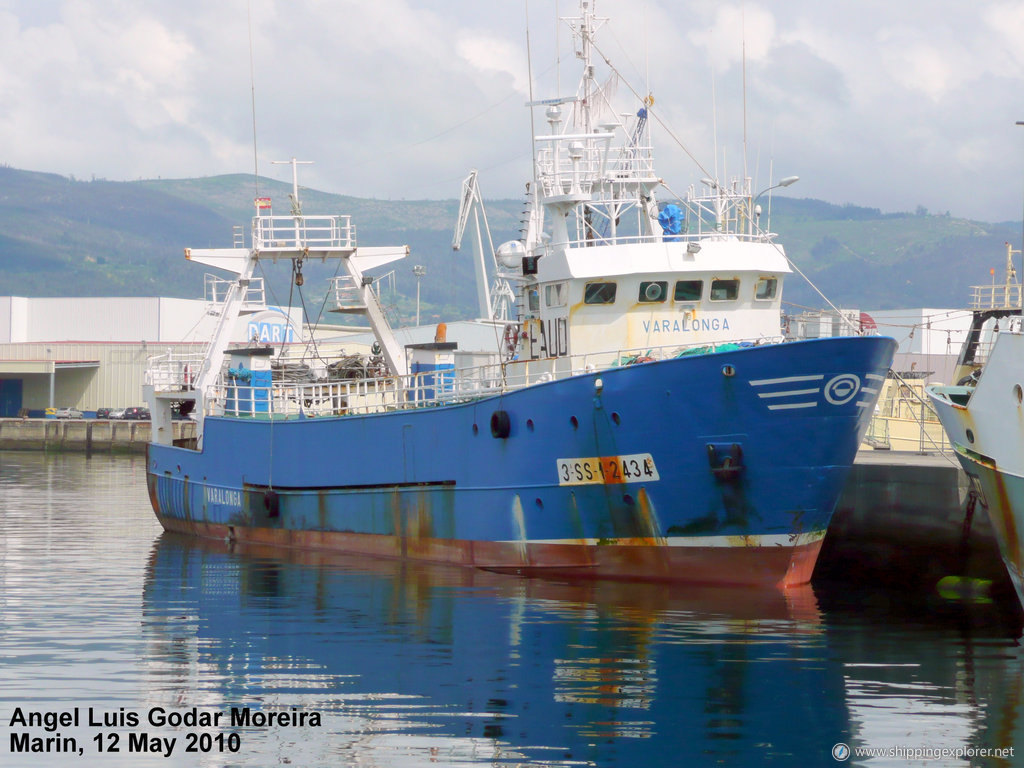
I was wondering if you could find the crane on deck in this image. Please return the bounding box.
[452,170,516,322]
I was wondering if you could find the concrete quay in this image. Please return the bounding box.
[816,449,1014,596]
[0,417,196,454]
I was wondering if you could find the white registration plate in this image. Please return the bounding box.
[556,453,659,486]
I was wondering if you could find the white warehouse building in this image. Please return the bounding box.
[0,295,303,417]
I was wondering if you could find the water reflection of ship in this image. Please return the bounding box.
[817,588,1022,764]
[141,532,847,764]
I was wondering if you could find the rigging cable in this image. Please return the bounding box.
[299,253,351,366]
[247,0,260,199]
[590,40,715,182]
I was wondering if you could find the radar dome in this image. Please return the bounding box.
[496,240,526,269]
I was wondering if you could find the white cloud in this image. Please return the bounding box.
[983,2,1024,72]
[0,0,1021,220]
[875,28,964,102]
[688,4,777,71]
[457,33,530,95]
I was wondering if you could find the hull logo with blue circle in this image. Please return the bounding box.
[750,372,873,410]
[824,374,861,405]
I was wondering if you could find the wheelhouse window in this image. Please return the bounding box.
[545,282,568,308]
[673,279,702,302]
[638,281,667,303]
[710,279,739,301]
[528,288,540,312]
[754,277,778,301]
[584,281,617,305]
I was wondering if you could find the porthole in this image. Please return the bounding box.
[1015,384,1023,406]
[570,415,579,430]
[966,428,975,444]
[722,364,736,377]
[611,412,621,425]
[639,280,667,303]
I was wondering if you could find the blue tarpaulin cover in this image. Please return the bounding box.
[658,204,683,241]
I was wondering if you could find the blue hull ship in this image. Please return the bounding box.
[144,0,895,588]
[147,334,893,588]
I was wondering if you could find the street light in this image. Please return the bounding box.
[413,265,426,326]
[753,175,799,207]
[752,176,799,232]
[1016,121,1024,306]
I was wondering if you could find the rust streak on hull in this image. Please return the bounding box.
[153,512,824,589]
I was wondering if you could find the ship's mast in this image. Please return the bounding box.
[1005,240,1021,308]
[570,1,607,135]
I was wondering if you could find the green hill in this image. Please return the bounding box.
[769,199,1016,309]
[0,165,1016,321]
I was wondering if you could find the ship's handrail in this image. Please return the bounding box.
[205,274,266,306]
[539,182,776,248]
[969,283,1023,310]
[252,214,356,251]
[534,134,657,198]
[146,349,209,390]
[862,377,951,454]
[198,337,784,419]
[558,229,771,249]
[329,275,364,308]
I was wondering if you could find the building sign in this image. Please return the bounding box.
[247,320,295,344]
[243,309,300,344]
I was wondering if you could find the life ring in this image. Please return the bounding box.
[502,323,519,359]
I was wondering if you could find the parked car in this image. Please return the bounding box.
[108,408,127,419]
[95,407,113,419]
[122,407,151,420]
[54,407,83,419]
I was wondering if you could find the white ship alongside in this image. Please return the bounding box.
[928,324,1024,607]
[927,252,1024,606]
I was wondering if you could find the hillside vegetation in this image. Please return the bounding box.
[0,165,1016,323]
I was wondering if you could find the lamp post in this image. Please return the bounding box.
[1016,121,1024,307]
[753,175,799,209]
[752,175,799,234]
[413,265,426,326]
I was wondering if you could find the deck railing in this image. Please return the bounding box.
[969,283,1023,310]
[861,377,951,454]
[191,337,782,419]
[205,274,266,306]
[252,214,355,251]
[146,349,209,390]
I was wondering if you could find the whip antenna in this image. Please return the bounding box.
[248,0,260,198]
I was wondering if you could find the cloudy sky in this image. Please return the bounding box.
[2,0,1024,221]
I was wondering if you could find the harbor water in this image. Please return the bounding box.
[0,451,1021,767]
